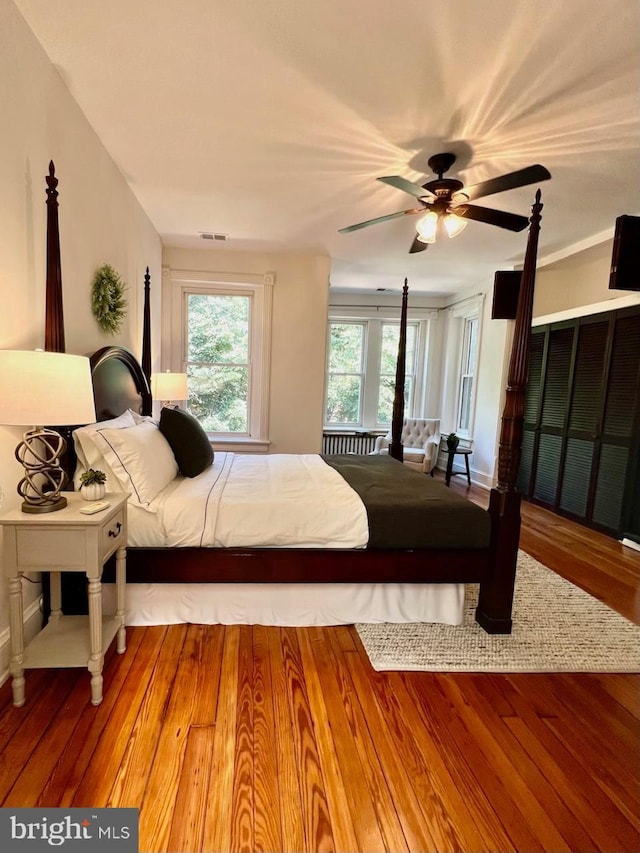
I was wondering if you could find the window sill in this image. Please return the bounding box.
[209,437,271,454]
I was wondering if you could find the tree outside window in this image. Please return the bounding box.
[325,322,365,425]
[186,293,250,432]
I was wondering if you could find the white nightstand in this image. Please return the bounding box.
[0,492,128,707]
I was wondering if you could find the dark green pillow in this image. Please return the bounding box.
[159,407,213,478]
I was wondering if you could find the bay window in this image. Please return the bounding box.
[324,313,429,430]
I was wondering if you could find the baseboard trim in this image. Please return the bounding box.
[434,462,493,490]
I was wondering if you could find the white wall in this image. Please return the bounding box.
[534,239,640,319]
[162,247,330,454]
[471,295,511,488]
[0,1,162,665]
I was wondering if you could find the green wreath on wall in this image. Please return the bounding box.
[91,264,127,335]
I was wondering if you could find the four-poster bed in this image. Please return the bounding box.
[44,163,544,633]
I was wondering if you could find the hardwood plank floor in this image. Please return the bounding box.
[0,476,638,853]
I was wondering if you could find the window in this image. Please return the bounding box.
[325,322,365,425]
[324,314,428,430]
[186,293,250,432]
[377,322,417,424]
[457,316,478,433]
[165,269,273,449]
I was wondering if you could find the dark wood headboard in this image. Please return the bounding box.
[90,346,151,422]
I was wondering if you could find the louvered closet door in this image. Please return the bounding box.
[532,325,573,505]
[592,313,640,533]
[521,307,640,537]
[559,319,608,518]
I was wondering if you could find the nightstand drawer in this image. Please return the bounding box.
[15,527,88,570]
[102,508,126,557]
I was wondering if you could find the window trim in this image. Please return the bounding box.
[163,268,273,450]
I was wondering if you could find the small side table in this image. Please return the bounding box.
[443,447,472,486]
[1,492,128,707]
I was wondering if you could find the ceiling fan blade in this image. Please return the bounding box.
[452,164,551,203]
[338,208,423,233]
[377,175,435,199]
[456,204,529,232]
[409,235,428,253]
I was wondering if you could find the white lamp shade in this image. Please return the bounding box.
[443,212,468,238]
[415,210,439,243]
[151,372,189,401]
[0,350,96,426]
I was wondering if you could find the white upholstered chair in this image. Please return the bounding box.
[371,418,441,474]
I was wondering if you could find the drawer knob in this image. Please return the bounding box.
[108,522,122,538]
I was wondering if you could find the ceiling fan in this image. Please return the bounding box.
[339,153,551,253]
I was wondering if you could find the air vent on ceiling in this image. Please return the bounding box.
[199,232,228,241]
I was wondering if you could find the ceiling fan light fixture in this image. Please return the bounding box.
[339,154,550,253]
[443,212,468,238]
[415,210,438,243]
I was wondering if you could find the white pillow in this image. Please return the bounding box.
[94,420,178,506]
[129,409,158,426]
[73,410,137,469]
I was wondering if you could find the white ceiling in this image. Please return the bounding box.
[15,0,640,295]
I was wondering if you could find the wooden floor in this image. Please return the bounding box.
[0,475,638,852]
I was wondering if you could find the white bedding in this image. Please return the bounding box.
[129,451,370,549]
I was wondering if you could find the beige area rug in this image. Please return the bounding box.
[356,551,640,672]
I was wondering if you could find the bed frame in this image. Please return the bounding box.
[44,162,544,633]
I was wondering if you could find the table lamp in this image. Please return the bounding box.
[151,371,188,407]
[0,350,97,513]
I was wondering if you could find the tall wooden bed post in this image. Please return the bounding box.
[389,277,408,462]
[43,163,153,418]
[476,189,544,633]
[44,160,77,481]
[45,162,65,354]
[141,266,153,416]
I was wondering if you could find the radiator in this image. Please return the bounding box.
[322,433,377,454]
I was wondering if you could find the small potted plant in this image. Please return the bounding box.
[446,432,460,452]
[79,468,107,501]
